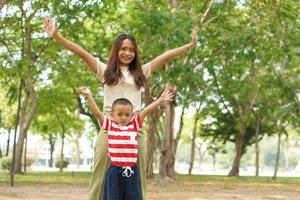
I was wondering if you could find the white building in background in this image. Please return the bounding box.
[1,125,300,176]
[0,129,95,172]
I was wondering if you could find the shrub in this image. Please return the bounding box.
[55,160,69,169]
[0,156,12,170]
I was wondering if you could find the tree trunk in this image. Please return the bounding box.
[145,85,161,179]
[6,129,11,156]
[212,153,216,170]
[75,134,81,168]
[23,135,27,173]
[168,0,177,8]
[15,82,38,174]
[228,129,245,176]
[0,0,6,10]
[272,131,282,180]
[159,84,176,180]
[154,120,163,172]
[11,1,38,176]
[48,134,56,168]
[146,109,160,178]
[59,124,65,172]
[255,116,261,176]
[0,112,2,158]
[196,142,206,171]
[188,107,201,175]
[10,79,24,187]
[174,107,185,152]
[170,106,186,172]
[0,143,3,158]
[228,60,257,177]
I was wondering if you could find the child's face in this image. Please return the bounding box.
[110,104,133,126]
[118,39,135,66]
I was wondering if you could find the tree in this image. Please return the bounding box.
[200,0,300,176]
[188,104,202,175]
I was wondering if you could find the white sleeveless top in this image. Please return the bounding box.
[96,60,152,112]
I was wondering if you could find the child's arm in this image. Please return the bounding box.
[79,86,104,125]
[148,26,200,72]
[139,89,174,121]
[43,17,101,73]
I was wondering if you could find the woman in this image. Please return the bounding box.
[43,17,199,200]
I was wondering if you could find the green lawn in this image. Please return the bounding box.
[176,174,300,185]
[1,171,299,186]
[0,171,91,186]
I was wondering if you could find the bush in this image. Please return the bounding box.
[55,160,69,169]
[0,156,12,170]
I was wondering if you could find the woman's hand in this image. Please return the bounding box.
[43,17,58,38]
[191,26,200,47]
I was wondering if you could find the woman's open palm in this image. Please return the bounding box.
[43,17,57,38]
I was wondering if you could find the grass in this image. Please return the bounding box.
[0,171,91,186]
[176,174,300,185]
[0,171,299,186]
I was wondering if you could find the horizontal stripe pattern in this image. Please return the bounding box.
[110,157,138,162]
[108,135,131,140]
[108,139,137,145]
[109,152,138,158]
[107,131,137,137]
[108,148,138,154]
[111,123,135,130]
[108,144,138,149]
[102,115,142,167]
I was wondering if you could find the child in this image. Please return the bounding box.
[79,86,173,200]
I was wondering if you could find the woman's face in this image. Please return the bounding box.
[118,39,135,66]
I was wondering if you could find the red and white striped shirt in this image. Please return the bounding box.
[101,114,142,167]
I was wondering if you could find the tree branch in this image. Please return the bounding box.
[72,87,93,118]
[200,0,214,25]
[0,0,6,11]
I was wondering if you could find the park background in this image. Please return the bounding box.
[0,0,300,199]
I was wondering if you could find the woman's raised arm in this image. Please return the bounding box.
[43,17,104,73]
[147,26,200,72]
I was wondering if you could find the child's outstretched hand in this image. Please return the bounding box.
[191,26,200,47]
[79,86,92,96]
[43,17,58,38]
[159,89,174,103]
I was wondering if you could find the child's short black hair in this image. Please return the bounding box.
[112,98,133,111]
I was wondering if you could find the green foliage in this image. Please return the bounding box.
[0,156,11,170]
[55,160,69,169]
[0,156,34,170]
[0,171,90,185]
[0,0,299,175]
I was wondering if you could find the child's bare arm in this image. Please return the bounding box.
[139,89,174,121]
[147,26,200,72]
[79,86,104,124]
[43,17,102,73]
